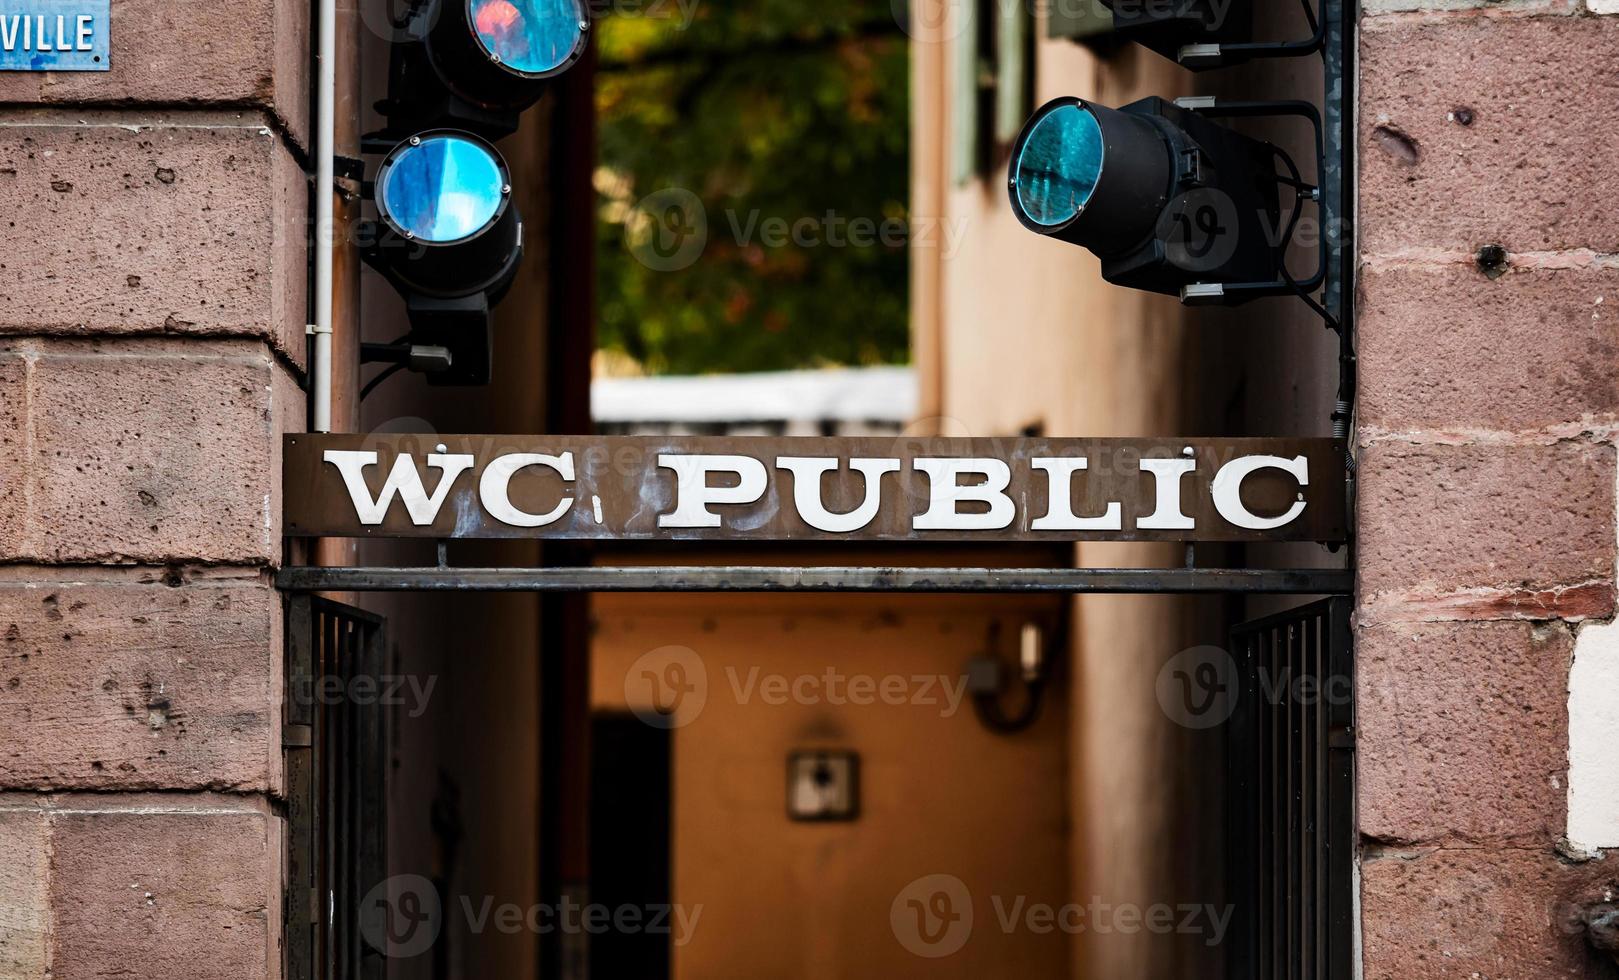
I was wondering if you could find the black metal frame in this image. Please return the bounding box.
[285,596,389,980]
[1225,597,1355,980]
[277,563,1350,594]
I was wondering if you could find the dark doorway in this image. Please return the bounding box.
[589,712,673,978]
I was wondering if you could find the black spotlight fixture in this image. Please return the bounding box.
[1008,95,1324,306]
[360,130,523,386]
[361,0,589,392]
[379,0,590,139]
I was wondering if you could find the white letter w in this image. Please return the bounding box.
[322,450,475,526]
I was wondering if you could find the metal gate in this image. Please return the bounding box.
[284,596,389,980]
[1225,597,1355,980]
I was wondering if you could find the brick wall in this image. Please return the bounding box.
[0,1,307,975]
[1356,3,1619,975]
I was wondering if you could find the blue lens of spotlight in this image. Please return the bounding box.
[1013,104,1104,227]
[380,135,505,244]
[470,0,583,75]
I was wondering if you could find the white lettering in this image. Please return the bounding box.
[322,449,474,526]
[1,16,19,51]
[913,458,1015,530]
[657,454,768,528]
[1210,454,1308,530]
[1137,457,1196,530]
[77,14,92,50]
[775,456,900,533]
[1030,457,1122,531]
[479,452,575,528]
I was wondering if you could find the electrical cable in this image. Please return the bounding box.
[1268,142,1340,332]
[361,363,406,401]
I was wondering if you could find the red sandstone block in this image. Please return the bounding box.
[0,574,281,792]
[1360,16,1619,255]
[0,809,49,977]
[1361,846,1617,978]
[0,110,307,367]
[46,797,281,980]
[0,354,26,558]
[0,0,308,147]
[1356,441,1616,599]
[1358,263,1619,434]
[1357,621,1571,844]
[6,338,299,564]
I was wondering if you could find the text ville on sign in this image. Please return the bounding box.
[0,0,109,71]
[283,435,1348,543]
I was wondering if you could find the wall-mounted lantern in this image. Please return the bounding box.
[968,620,1049,734]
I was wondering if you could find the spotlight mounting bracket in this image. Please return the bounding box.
[1100,0,1326,70]
[1169,97,1326,310]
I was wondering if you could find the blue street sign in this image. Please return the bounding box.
[0,0,109,71]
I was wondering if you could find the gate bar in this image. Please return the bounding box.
[277,565,1352,594]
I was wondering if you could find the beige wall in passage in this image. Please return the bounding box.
[907,0,1340,973]
[592,589,1071,979]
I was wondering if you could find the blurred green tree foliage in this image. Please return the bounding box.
[595,0,910,374]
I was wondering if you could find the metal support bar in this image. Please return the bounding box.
[277,565,1352,594]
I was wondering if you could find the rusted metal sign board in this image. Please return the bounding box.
[284,434,1347,543]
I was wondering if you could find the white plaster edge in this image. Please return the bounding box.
[1568,457,1619,851]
